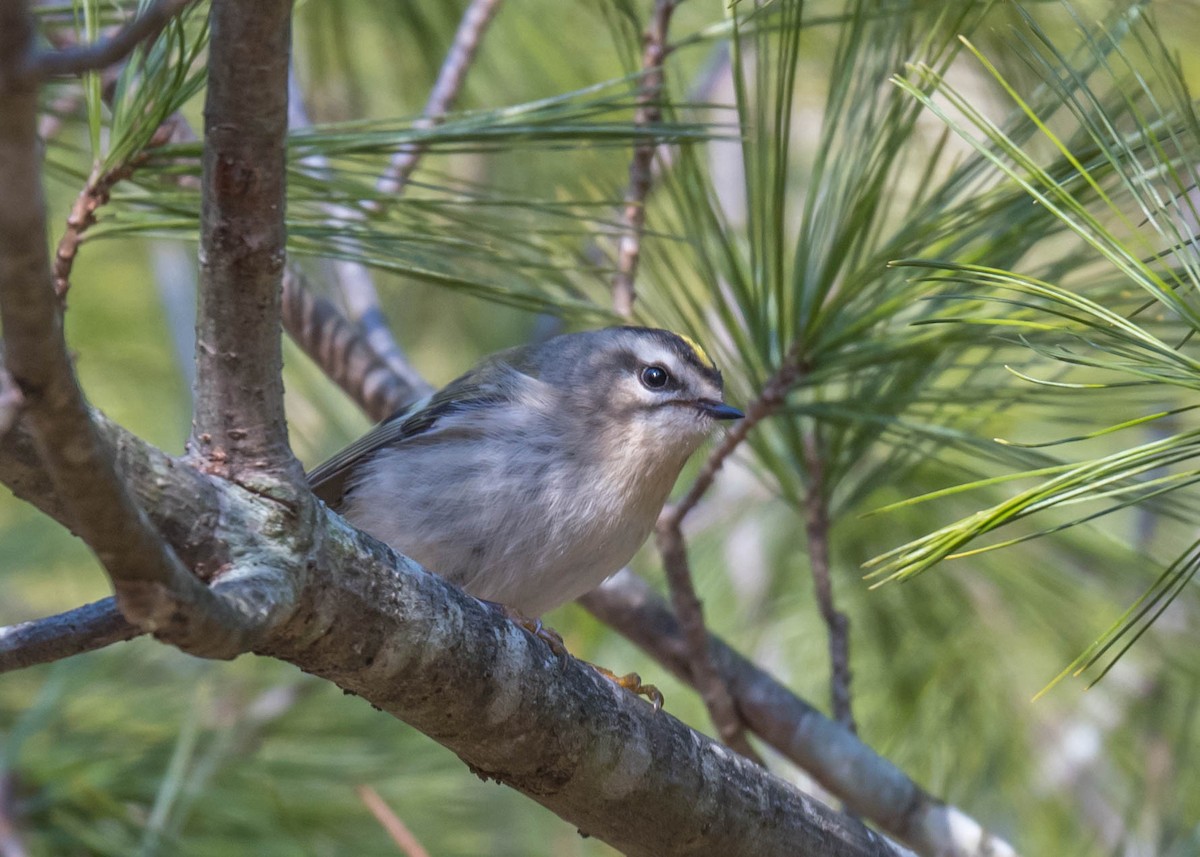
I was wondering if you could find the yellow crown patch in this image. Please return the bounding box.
[677,333,714,370]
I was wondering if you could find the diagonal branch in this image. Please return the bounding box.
[655,345,807,757]
[0,374,1015,857]
[0,402,911,857]
[803,429,856,733]
[375,0,504,199]
[611,0,679,318]
[325,0,503,384]
[281,267,417,422]
[23,0,197,80]
[191,0,301,484]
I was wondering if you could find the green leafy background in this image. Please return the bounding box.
[4,1,1200,854]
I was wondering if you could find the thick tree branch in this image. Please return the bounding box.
[21,0,195,81]
[612,0,679,318]
[192,0,300,483]
[0,392,1015,856]
[0,2,281,656]
[0,405,909,857]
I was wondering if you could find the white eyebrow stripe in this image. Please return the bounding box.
[634,343,685,371]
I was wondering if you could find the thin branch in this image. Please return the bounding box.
[581,571,1019,857]
[654,516,763,763]
[0,3,277,657]
[375,0,504,199]
[191,0,301,483]
[611,0,679,318]
[0,599,138,673]
[53,162,135,300]
[803,430,856,733]
[654,345,806,756]
[23,0,196,80]
[328,0,503,383]
[356,785,432,857]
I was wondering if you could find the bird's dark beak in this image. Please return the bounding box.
[698,400,744,420]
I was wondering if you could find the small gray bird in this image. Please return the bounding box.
[307,326,742,617]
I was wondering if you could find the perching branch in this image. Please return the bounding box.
[0,404,909,857]
[191,0,300,483]
[21,0,196,80]
[611,0,679,318]
[0,369,1016,856]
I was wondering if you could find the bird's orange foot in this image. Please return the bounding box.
[589,663,664,711]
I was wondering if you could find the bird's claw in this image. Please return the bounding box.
[589,663,664,711]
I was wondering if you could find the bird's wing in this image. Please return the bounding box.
[306,361,515,508]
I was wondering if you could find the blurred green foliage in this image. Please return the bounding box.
[4,1,1200,855]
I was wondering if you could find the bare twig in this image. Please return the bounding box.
[581,571,1018,857]
[23,0,196,81]
[53,163,134,300]
[0,1,275,657]
[191,0,301,483]
[654,518,763,763]
[802,430,855,733]
[611,0,679,318]
[356,785,432,857]
[374,0,504,199]
[0,599,138,673]
[655,345,806,756]
[328,0,503,384]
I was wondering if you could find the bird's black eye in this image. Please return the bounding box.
[640,365,670,389]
